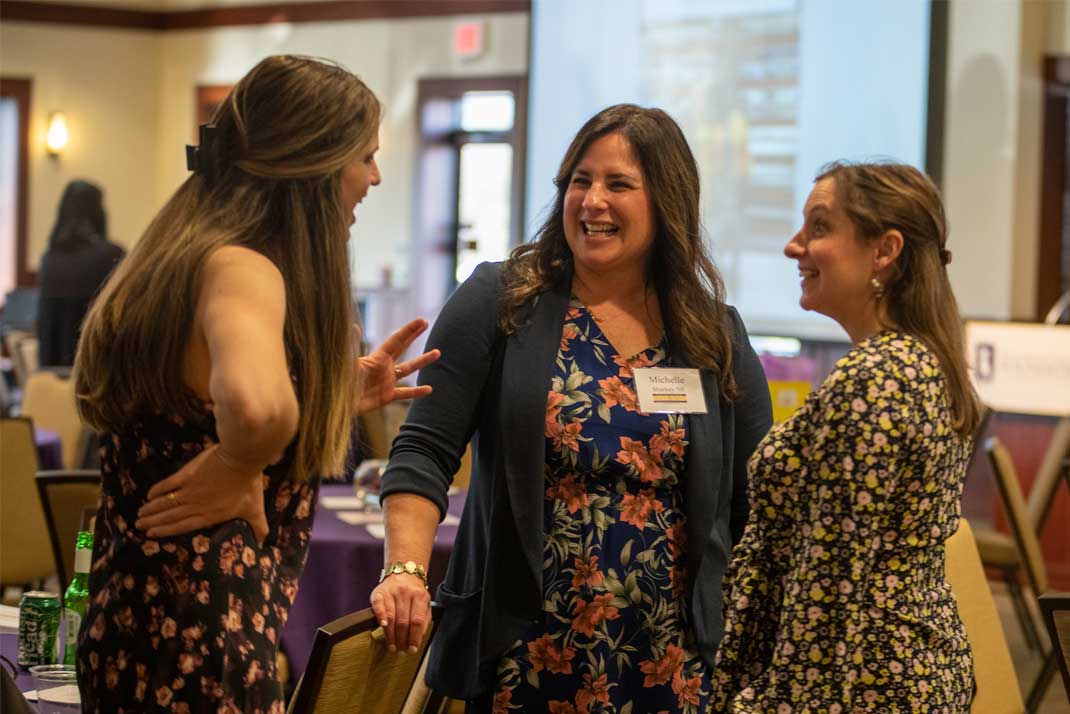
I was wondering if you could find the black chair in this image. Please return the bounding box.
[35,469,101,595]
[1039,592,1070,705]
[0,287,39,335]
[0,661,34,714]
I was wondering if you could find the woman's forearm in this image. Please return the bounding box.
[382,492,440,569]
[211,375,299,470]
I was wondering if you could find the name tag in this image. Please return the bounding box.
[632,368,708,414]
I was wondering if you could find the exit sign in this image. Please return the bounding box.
[453,21,485,60]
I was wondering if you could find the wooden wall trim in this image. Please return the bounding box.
[0,77,34,287]
[1,1,166,29]
[924,0,949,187]
[0,0,529,31]
[1045,55,1070,84]
[1037,55,1070,321]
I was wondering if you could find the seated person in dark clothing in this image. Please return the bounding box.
[36,180,125,367]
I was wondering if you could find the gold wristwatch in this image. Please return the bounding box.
[379,560,428,587]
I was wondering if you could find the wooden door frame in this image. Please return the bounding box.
[0,77,33,286]
[414,75,529,259]
[1037,56,1070,321]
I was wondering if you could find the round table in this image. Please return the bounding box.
[0,632,34,692]
[33,428,63,471]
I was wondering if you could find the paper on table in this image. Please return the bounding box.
[321,496,366,510]
[0,603,19,632]
[362,514,459,540]
[336,511,385,526]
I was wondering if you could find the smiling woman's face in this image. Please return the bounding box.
[784,177,879,327]
[562,132,655,276]
[340,133,381,226]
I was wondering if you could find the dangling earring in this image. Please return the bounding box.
[871,276,884,298]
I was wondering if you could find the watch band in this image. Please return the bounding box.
[379,560,428,587]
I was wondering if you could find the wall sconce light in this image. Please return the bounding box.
[46,112,68,156]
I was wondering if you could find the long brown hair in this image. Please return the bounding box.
[500,104,738,399]
[818,161,981,438]
[75,55,381,482]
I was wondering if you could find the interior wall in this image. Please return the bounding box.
[0,22,161,269]
[157,12,529,289]
[0,12,528,289]
[943,1,1023,321]
[3,4,1063,324]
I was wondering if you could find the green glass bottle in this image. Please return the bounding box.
[62,530,93,665]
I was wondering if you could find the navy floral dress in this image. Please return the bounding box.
[77,409,318,714]
[490,300,713,714]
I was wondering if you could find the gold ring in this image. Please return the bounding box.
[394,365,403,380]
[168,491,178,507]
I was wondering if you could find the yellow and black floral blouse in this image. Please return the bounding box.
[713,331,974,713]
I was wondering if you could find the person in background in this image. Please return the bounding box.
[73,55,438,713]
[36,180,125,367]
[713,161,979,712]
[373,104,772,713]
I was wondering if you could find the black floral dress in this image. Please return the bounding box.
[712,331,974,712]
[490,300,713,714]
[76,410,317,714]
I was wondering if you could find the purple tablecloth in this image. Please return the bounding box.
[33,428,63,471]
[281,483,465,680]
[1,631,34,691]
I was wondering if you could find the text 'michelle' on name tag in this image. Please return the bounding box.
[632,368,708,414]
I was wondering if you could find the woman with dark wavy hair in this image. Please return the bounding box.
[375,104,772,712]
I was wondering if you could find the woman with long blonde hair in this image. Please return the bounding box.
[74,55,437,712]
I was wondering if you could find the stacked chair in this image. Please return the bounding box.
[1038,592,1070,702]
[984,436,1064,712]
[974,419,1070,653]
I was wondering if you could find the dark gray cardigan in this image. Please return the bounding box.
[379,261,772,699]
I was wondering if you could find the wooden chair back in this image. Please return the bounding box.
[21,370,86,470]
[987,437,1050,595]
[945,518,1025,713]
[0,417,53,585]
[35,469,101,594]
[288,606,441,714]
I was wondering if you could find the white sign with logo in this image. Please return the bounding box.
[965,321,1070,416]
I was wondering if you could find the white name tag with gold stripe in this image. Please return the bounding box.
[632,368,708,414]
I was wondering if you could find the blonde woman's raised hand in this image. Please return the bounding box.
[355,318,440,415]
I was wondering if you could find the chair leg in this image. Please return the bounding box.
[1004,570,1040,650]
[1024,649,1057,714]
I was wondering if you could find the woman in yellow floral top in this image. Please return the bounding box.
[713,162,982,713]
